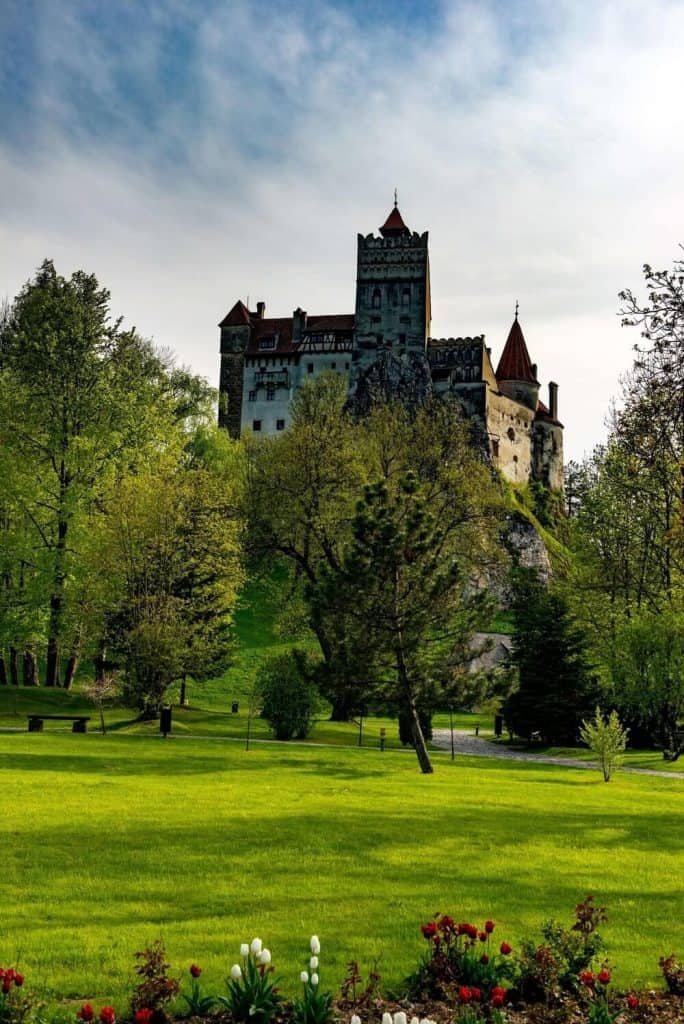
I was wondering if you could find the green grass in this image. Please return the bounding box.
[0,732,681,1014]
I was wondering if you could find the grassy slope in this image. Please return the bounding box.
[0,733,681,1011]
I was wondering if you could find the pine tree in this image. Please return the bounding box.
[504,572,599,744]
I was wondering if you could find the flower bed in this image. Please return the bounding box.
[1,899,681,1024]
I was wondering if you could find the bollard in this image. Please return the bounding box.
[475,724,479,736]
[160,705,172,737]
[231,701,239,713]
[379,727,386,752]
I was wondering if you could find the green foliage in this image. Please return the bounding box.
[130,940,180,1013]
[257,649,320,740]
[580,708,629,781]
[218,944,283,1024]
[504,571,599,744]
[610,606,684,761]
[407,916,516,1002]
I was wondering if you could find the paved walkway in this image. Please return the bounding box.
[431,728,684,779]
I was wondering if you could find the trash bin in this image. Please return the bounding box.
[231,701,239,714]
[494,714,503,738]
[160,706,172,736]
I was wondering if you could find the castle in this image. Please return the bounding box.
[218,202,563,490]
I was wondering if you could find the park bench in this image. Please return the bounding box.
[27,715,90,733]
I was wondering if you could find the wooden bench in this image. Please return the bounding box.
[27,715,91,733]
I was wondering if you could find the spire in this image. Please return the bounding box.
[219,299,252,328]
[380,196,410,236]
[495,313,538,383]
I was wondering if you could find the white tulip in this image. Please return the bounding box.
[259,949,272,965]
[311,973,319,986]
[250,938,262,955]
[230,964,242,980]
[310,935,320,955]
[300,971,309,984]
[240,943,250,957]
[394,1013,407,1024]
[351,1016,362,1024]
[410,1017,419,1024]
[309,956,318,969]
[382,1014,392,1024]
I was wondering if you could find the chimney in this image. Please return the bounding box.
[531,363,538,381]
[293,307,307,342]
[549,381,558,420]
[256,301,266,319]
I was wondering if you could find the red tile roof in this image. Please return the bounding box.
[219,300,251,328]
[495,317,538,383]
[380,205,409,235]
[244,313,355,356]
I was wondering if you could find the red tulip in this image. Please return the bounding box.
[598,969,611,985]
[626,994,639,1010]
[484,920,495,933]
[500,942,512,955]
[13,973,24,988]
[78,1005,95,1022]
[190,964,202,978]
[99,1007,115,1024]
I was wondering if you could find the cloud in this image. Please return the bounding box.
[1,0,683,460]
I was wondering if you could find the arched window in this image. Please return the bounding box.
[372,288,381,309]
[402,286,410,307]
[507,427,515,441]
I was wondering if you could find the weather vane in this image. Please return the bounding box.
[515,299,519,320]
[394,188,398,208]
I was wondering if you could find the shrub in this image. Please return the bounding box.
[580,708,629,781]
[130,940,180,1016]
[517,896,607,1005]
[0,968,31,1024]
[659,954,684,996]
[257,650,320,741]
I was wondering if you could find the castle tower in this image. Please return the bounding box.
[495,311,540,412]
[218,300,253,438]
[351,201,431,379]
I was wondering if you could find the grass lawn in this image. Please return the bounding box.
[0,732,681,1014]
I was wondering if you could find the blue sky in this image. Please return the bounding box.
[2,0,684,459]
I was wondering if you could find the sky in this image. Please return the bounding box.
[1,0,683,462]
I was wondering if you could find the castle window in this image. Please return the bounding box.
[402,286,410,307]
[266,388,275,401]
[276,419,285,431]
[248,390,257,402]
[259,337,276,350]
[331,362,336,369]
[399,333,406,345]
[507,427,515,441]
[307,363,314,374]
[252,420,262,432]
[371,315,381,324]
[372,287,381,309]
[345,362,350,370]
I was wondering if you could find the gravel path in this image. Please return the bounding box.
[431,729,684,779]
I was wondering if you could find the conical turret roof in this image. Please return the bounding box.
[380,204,410,236]
[496,315,538,383]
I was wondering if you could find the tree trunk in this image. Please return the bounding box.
[45,473,69,687]
[394,636,433,774]
[329,690,358,722]
[63,630,82,690]
[95,643,107,682]
[9,647,19,686]
[408,698,434,774]
[0,656,7,685]
[22,650,38,686]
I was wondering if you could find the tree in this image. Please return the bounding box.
[256,649,320,741]
[98,429,244,715]
[310,466,497,774]
[0,261,211,687]
[610,606,684,761]
[244,374,369,719]
[504,572,599,745]
[579,708,629,781]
